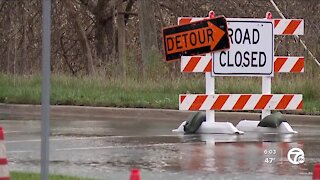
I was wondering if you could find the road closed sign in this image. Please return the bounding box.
[213,18,274,76]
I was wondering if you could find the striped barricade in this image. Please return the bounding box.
[178,18,304,35]
[274,56,304,73]
[175,14,304,134]
[181,56,304,73]
[0,127,9,180]
[273,19,304,35]
[179,94,303,111]
[181,56,212,72]
[178,17,304,73]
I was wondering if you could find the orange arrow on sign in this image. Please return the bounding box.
[165,21,226,55]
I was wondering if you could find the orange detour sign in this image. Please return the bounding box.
[163,16,230,62]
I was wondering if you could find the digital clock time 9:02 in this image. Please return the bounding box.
[264,149,276,155]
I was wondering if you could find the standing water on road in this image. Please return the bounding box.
[2,118,320,180]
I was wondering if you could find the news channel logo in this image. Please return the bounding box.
[287,147,305,165]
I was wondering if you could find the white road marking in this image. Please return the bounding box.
[6,139,41,143]
[6,134,182,144]
[7,142,202,154]
[56,143,176,151]
[4,131,25,134]
[56,142,201,151]
[7,150,34,153]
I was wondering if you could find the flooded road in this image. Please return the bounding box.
[1,117,320,179]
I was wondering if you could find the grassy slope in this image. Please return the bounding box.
[0,73,319,114]
[11,171,93,180]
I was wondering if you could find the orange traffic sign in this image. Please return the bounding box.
[163,16,230,62]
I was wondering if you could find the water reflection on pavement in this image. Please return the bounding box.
[2,118,320,180]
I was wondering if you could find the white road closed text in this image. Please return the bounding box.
[213,19,274,76]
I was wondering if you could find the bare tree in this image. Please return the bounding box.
[0,0,318,75]
[63,0,95,75]
[79,0,127,64]
[138,0,158,68]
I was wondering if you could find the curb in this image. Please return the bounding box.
[0,104,319,124]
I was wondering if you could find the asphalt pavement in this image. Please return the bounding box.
[1,112,320,180]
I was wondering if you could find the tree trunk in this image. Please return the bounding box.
[106,17,116,62]
[6,10,12,74]
[117,13,126,78]
[138,0,158,68]
[94,0,108,64]
[95,18,107,64]
[64,0,95,75]
[20,1,27,74]
[82,0,123,64]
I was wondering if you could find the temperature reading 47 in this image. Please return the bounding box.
[264,157,276,164]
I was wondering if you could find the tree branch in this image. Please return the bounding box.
[118,11,138,16]
[78,0,96,13]
[60,34,77,75]
[159,2,173,11]
[124,0,136,24]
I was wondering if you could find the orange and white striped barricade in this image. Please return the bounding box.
[181,56,304,73]
[273,19,304,35]
[178,17,304,36]
[178,94,302,133]
[0,127,9,180]
[174,12,304,134]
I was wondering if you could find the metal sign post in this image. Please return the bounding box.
[41,0,51,179]
[206,12,216,123]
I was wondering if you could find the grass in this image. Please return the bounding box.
[0,71,319,114]
[0,73,200,109]
[11,171,93,180]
